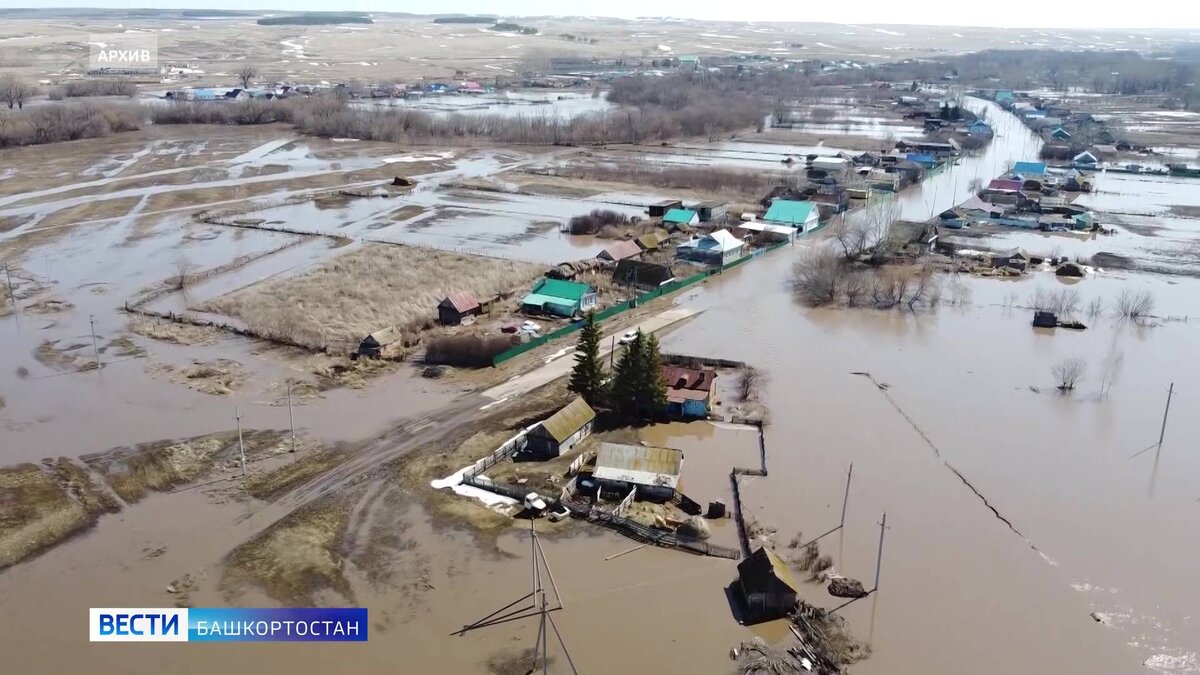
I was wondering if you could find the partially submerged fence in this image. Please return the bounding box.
[491,239,793,366]
[730,423,769,558]
[461,426,532,483]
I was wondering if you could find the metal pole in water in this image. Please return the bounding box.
[872,512,887,593]
[3,264,16,311]
[1149,382,1174,496]
[287,383,297,453]
[235,406,246,477]
[89,314,101,369]
[840,463,853,529]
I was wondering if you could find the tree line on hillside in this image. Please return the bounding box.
[569,313,667,420]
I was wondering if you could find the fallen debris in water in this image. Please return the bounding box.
[827,576,868,599]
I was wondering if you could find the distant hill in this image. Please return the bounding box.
[257,13,373,26]
[432,16,498,24]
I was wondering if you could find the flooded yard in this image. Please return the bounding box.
[1,92,1198,675]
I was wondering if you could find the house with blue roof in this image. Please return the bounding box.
[1049,127,1071,141]
[762,200,819,231]
[905,153,937,168]
[1012,161,1047,176]
[190,88,223,101]
[967,120,993,136]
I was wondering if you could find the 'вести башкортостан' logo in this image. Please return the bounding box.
[89,608,368,642]
[87,34,159,74]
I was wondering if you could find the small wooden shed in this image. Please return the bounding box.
[524,397,596,460]
[438,292,482,326]
[358,326,400,358]
[648,200,683,219]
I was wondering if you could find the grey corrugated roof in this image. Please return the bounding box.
[593,443,682,489]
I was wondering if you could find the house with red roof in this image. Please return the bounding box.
[661,364,718,418]
[438,292,482,325]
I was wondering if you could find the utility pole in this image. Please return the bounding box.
[88,314,101,369]
[3,263,16,312]
[235,406,246,477]
[872,512,888,593]
[840,463,853,529]
[287,383,297,453]
[1149,383,1174,496]
[609,335,616,371]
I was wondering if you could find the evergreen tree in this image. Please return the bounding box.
[610,331,644,417]
[567,312,605,405]
[610,330,667,419]
[640,333,668,415]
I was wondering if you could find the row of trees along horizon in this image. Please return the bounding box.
[568,313,667,419]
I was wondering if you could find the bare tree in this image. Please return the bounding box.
[831,216,871,261]
[1099,348,1124,398]
[844,270,868,307]
[172,257,198,290]
[792,247,843,306]
[1115,289,1155,321]
[0,74,35,110]
[737,366,764,402]
[1085,296,1104,319]
[1052,357,1087,392]
[237,65,259,90]
[1030,287,1082,316]
[905,263,936,311]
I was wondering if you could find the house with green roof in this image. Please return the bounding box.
[662,208,699,228]
[520,278,598,318]
[762,199,819,231]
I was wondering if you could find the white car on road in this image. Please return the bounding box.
[618,330,639,345]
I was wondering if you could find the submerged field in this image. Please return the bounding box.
[0,90,1199,675]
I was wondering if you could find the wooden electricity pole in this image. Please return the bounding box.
[235,406,246,477]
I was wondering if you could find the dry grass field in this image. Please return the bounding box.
[197,243,543,352]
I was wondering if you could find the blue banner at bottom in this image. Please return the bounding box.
[188,608,367,642]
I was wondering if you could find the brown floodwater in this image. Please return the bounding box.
[2,99,1198,675]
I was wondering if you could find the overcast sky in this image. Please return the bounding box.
[23,0,1200,29]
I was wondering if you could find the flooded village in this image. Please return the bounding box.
[2,10,1200,675]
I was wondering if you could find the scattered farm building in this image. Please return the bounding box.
[648,200,684,218]
[737,547,799,625]
[1050,127,1072,141]
[992,248,1030,271]
[762,199,819,231]
[676,229,745,266]
[358,326,400,358]
[597,240,642,262]
[987,178,1024,193]
[592,442,683,503]
[809,156,848,174]
[1033,310,1058,328]
[690,201,727,223]
[437,292,482,325]
[612,259,675,289]
[905,153,937,168]
[1073,151,1100,168]
[736,221,796,243]
[524,397,596,460]
[635,229,671,251]
[968,120,993,136]
[663,208,700,228]
[1012,161,1047,176]
[661,364,717,418]
[521,278,598,318]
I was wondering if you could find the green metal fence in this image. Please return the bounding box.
[491,239,795,366]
